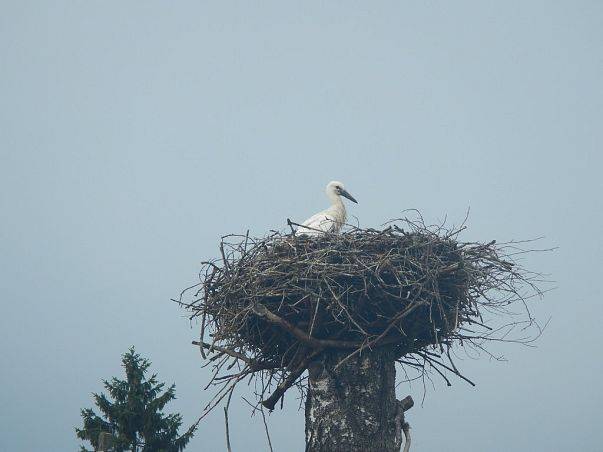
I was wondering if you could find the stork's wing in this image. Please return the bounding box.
[295,211,337,236]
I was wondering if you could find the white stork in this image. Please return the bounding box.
[295,181,358,236]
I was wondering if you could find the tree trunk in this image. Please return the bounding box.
[305,346,412,452]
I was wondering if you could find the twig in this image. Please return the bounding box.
[224,407,232,452]
[260,406,274,452]
[192,341,251,364]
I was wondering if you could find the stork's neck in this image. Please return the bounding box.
[329,195,346,219]
[328,192,344,208]
[332,196,347,226]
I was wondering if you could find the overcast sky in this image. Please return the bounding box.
[1,2,602,451]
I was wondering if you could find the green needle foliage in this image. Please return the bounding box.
[76,347,195,452]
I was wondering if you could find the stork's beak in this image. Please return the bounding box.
[340,189,358,204]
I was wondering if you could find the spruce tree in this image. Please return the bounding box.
[76,347,195,452]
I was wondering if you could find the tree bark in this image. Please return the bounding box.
[305,346,412,452]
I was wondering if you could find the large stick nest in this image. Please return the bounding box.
[177,217,544,414]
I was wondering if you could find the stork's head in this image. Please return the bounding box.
[326,180,358,204]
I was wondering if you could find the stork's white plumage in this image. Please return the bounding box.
[296,181,358,236]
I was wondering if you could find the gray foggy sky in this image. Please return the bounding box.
[1,1,602,451]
